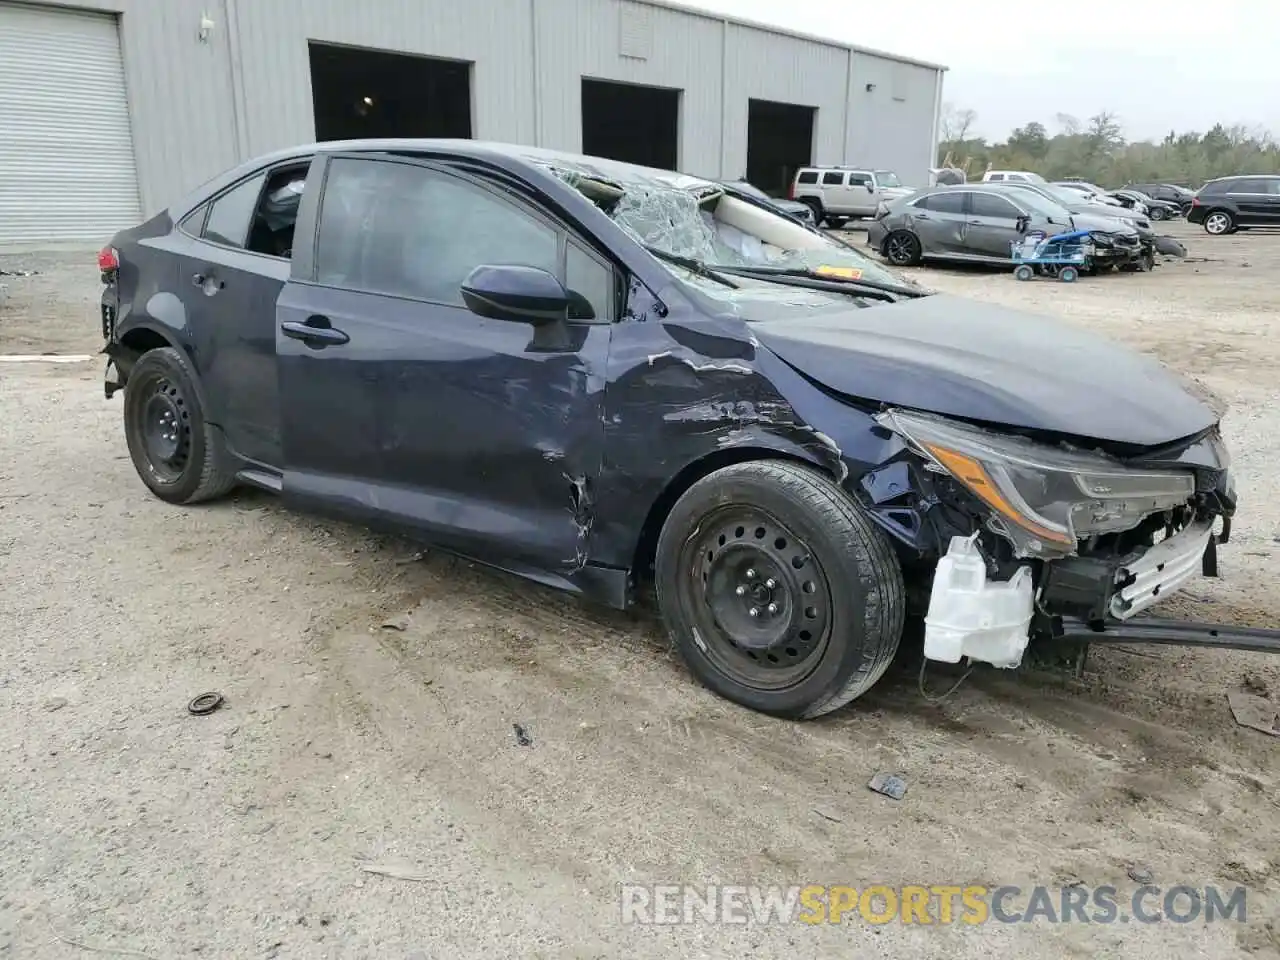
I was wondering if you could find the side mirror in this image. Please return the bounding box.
[865,182,875,192]
[1016,215,1031,234]
[460,265,568,326]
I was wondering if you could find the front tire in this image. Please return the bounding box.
[1149,206,1168,221]
[1203,210,1234,235]
[123,347,236,504]
[884,230,922,266]
[654,461,905,719]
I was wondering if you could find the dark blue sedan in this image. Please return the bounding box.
[97,139,1234,719]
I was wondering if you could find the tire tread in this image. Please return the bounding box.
[656,459,905,719]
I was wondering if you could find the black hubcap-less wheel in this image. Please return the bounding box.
[886,233,918,265]
[135,376,191,483]
[683,507,833,690]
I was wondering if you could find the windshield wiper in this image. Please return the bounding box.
[709,265,928,301]
[643,245,739,288]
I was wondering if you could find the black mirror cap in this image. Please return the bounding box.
[460,264,569,326]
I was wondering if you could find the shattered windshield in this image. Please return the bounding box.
[536,156,910,299]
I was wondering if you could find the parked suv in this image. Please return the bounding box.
[1187,176,1280,234]
[790,167,914,226]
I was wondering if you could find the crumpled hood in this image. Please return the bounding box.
[751,294,1220,447]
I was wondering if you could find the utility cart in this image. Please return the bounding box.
[1010,229,1092,282]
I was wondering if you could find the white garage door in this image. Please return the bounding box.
[0,3,142,246]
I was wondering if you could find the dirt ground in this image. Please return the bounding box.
[2,222,1278,959]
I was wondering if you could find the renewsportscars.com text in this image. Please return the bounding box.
[619,883,1248,926]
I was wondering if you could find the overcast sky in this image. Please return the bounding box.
[692,0,1278,142]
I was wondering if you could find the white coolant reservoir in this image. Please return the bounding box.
[924,534,1034,668]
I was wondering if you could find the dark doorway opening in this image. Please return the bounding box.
[746,99,816,196]
[309,42,472,141]
[581,78,680,170]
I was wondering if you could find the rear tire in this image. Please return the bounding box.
[884,230,922,266]
[1059,266,1079,282]
[1203,210,1234,235]
[1014,264,1034,281]
[123,347,237,505]
[1149,207,1168,221]
[654,461,905,719]
[799,198,824,225]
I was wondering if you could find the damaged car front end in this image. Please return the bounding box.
[869,409,1234,669]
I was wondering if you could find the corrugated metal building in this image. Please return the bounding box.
[0,0,945,245]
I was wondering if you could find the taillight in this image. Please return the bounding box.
[1191,197,1200,207]
[98,246,119,284]
[787,181,796,200]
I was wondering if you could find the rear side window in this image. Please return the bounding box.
[796,171,818,185]
[1199,180,1230,196]
[987,173,1005,181]
[916,191,965,213]
[1230,178,1278,194]
[315,157,560,308]
[202,173,267,249]
[821,172,845,185]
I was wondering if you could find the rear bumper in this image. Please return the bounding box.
[865,220,888,251]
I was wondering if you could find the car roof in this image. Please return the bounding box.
[172,138,716,215]
[1203,174,1280,182]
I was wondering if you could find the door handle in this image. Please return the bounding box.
[914,213,931,220]
[280,317,350,347]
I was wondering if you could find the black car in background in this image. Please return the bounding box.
[97,139,1235,720]
[1110,189,1181,221]
[1187,175,1280,234]
[1125,182,1195,212]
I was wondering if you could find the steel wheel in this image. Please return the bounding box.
[680,506,832,690]
[1149,207,1167,221]
[1204,211,1233,235]
[121,346,237,504]
[131,374,192,485]
[884,231,921,266]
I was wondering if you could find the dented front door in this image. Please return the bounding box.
[280,152,611,573]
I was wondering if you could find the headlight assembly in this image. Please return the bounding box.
[876,409,1196,558]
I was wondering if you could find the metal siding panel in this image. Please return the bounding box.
[721,23,847,177]
[0,2,142,244]
[227,0,535,159]
[109,0,241,218]
[535,0,722,176]
[845,53,940,186]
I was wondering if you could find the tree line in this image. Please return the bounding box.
[937,105,1280,188]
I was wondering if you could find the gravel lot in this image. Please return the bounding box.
[2,222,1278,959]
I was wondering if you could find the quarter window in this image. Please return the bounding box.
[202,173,266,249]
[796,171,818,185]
[916,191,965,213]
[566,241,614,321]
[316,157,559,306]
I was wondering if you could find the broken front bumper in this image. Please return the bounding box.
[925,519,1222,668]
